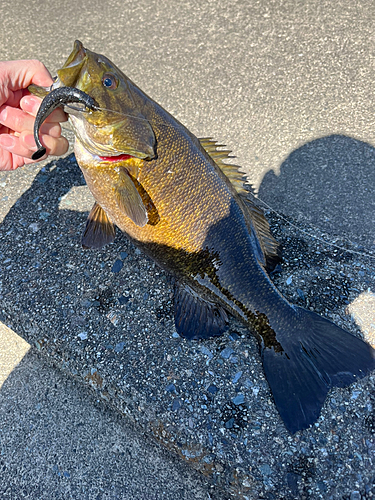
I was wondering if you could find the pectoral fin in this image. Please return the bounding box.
[174,282,228,340]
[114,168,148,227]
[82,202,116,249]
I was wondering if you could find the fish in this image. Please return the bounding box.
[30,40,375,433]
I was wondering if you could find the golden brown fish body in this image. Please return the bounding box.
[31,41,375,433]
[76,110,287,330]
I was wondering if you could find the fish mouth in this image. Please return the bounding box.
[57,40,87,87]
[50,40,156,160]
[31,87,98,161]
[69,114,149,159]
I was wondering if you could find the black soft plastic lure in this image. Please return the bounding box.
[31,87,99,160]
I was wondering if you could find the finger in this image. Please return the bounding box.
[21,95,68,123]
[0,105,34,132]
[1,88,25,108]
[0,134,35,161]
[0,105,63,137]
[0,131,69,161]
[0,59,54,91]
[0,148,24,170]
[22,132,69,157]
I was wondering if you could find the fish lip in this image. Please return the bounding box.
[81,141,127,158]
[56,40,87,87]
[64,40,86,69]
[96,153,134,162]
[62,102,96,116]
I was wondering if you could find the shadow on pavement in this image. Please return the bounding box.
[0,136,373,357]
[1,135,373,343]
[258,134,375,250]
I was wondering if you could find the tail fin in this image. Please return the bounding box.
[261,307,375,433]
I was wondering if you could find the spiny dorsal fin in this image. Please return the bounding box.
[199,138,247,194]
[199,137,280,271]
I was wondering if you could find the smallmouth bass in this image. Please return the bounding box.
[31,40,375,433]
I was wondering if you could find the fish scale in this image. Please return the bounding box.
[29,40,375,434]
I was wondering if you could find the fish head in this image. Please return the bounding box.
[59,40,156,160]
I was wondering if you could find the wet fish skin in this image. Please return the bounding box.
[33,41,375,433]
[31,87,99,160]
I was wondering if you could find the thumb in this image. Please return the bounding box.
[1,59,53,92]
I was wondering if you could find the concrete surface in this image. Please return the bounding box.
[1,0,375,499]
[0,323,30,389]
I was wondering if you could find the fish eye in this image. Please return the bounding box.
[102,73,118,90]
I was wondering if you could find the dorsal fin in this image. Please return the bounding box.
[240,194,281,272]
[199,137,280,271]
[199,138,247,194]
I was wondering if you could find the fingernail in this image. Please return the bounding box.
[0,107,8,123]
[21,95,40,114]
[0,135,15,148]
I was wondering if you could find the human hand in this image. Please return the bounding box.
[0,59,69,170]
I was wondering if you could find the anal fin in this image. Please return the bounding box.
[174,282,228,340]
[82,202,116,249]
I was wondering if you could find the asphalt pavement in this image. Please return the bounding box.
[1,1,374,499]
[0,324,216,500]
